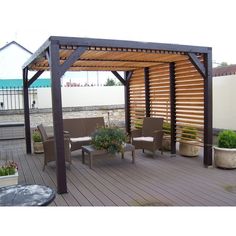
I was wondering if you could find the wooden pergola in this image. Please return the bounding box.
[22,36,212,194]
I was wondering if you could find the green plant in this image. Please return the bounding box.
[163,122,171,135]
[0,161,18,176]
[181,126,197,140]
[91,127,127,154]
[32,129,42,142]
[218,130,236,148]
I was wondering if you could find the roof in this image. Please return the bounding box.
[0,41,32,54]
[23,36,211,72]
[213,64,236,77]
[0,79,50,88]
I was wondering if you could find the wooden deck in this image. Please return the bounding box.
[1,139,236,206]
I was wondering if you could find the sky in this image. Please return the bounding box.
[1,0,235,231]
[1,0,236,67]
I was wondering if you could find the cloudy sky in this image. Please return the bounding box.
[1,0,235,66]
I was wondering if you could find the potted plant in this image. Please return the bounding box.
[214,130,236,169]
[32,129,44,154]
[162,122,171,151]
[0,161,18,187]
[91,127,127,154]
[179,126,199,157]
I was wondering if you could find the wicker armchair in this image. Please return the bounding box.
[37,124,71,170]
[131,117,164,157]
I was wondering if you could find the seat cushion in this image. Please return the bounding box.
[133,136,154,142]
[70,136,92,143]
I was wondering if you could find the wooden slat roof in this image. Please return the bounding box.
[23,36,211,72]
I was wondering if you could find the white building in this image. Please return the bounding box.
[0,41,32,79]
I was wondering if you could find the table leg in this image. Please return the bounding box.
[89,154,93,169]
[132,150,135,163]
[82,149,85,164]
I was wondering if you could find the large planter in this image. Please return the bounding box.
[179,141,199,157]
[33,141,44,154]
[162,134,171,151]
[0,171,18,187]
[214,146,236,169]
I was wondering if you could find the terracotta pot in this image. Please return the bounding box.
[214,146,236,169]
[179,140,199,157]
[33,141,44,154]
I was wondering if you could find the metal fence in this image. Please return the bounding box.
[0,87,37,110]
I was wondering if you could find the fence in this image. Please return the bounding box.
[0,87,37,110]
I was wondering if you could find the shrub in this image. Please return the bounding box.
[218,130,236,148]
[32,129,42,142]
[163,122,171,135]
[181,126,197,140]
[91,127,127,154]
[0,161,18,176]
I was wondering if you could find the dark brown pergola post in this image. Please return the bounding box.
[49,41,67,194]
[124,71,133,134]
[169,62,176,155]
[203,50,213,166]
[144,67,150,117]
[23,67,31,154]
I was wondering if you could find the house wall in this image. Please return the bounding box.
[213,75,236,130]
[0,43,31,79]
[37,86,124,108]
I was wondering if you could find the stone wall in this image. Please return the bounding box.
[0,105,125,129]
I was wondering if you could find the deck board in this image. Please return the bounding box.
[1,139,236,206]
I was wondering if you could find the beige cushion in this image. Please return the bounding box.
[133,136,154,142]
[70,136,92,143]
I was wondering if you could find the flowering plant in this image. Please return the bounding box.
[0,161,18,176]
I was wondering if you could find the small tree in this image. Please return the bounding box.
[105,78,116,86]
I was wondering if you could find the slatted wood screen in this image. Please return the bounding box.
[129,57,204,146]
[149,64,171,125]
[129,69,145,129]
[175,56,204,146]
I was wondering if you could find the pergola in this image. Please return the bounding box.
[22,36,212,194]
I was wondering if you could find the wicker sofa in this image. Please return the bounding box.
[63,117,105,151]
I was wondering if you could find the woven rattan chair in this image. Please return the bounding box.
[37,124,71,170]
[131,117,164,157]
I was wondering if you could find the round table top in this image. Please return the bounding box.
[0,184,56,206]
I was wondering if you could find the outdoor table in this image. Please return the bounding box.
[82,143,135,169]
[0,184,56,206]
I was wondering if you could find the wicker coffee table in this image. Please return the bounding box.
[81,144,135,169]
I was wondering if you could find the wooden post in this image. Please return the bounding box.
[124,71,132,134]
[144,67,150,117]
[49,41,67,194]
[170,62,176,155]
[23,68,31,154]
[203,50,213,166]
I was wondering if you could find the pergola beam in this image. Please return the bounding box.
[52,36,211,54]
[28,70,45,87]
[111,71,126,85]
[59,46,88,78]
[188,53,206,79]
